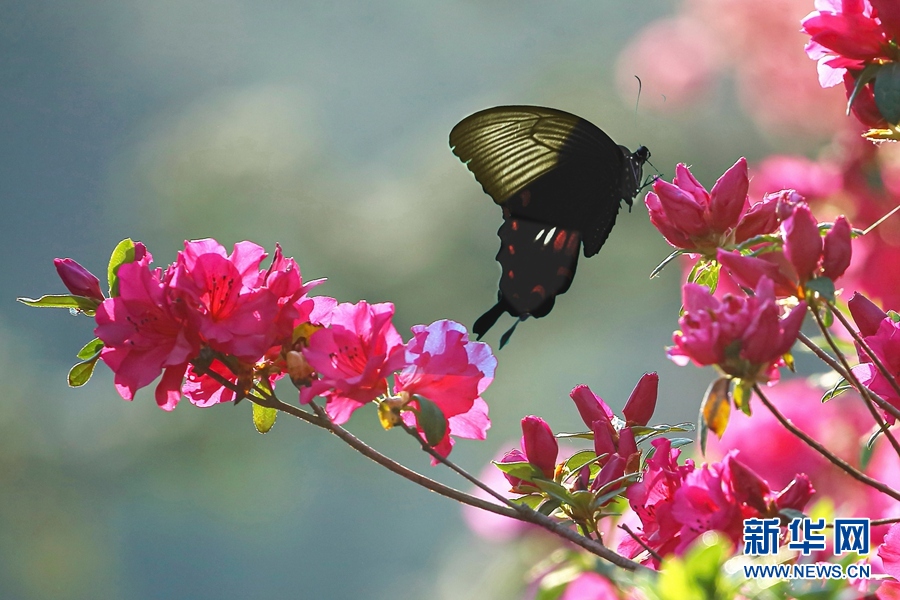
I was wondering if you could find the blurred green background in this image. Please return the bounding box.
[2,2,829,598]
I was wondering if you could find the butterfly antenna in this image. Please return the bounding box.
[499,316,526,349]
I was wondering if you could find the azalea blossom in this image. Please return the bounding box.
[849,293,900,419]
[668,277,806,383]
[94,257,199,410]
[299,300,405,423]
[394,320,496,457]
[802,0,900,88]
[645,158,756,254]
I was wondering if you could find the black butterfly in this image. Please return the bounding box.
[449,105,650,347]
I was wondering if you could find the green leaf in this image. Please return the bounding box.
[592,485,629,509]
[875,62,900,125]
[805,276,836,303]
[413,395,448,447]
[17,294,99,314]
[669,437,694,449]
[107,238,137,297]
[822,378,851,402]
[252,402,277,434]
[511,494,543,510]
[650,249,686,279]
[847,62,882,116]
[562,450,598,474]
[700,377,732,451]
[68,354,100,387]
[889,310,900,323]
[633,422,695,444]
[493,460,542,483]
[732,380,753,416]
[694,261,721,293]
[537,498,562,517]
[533,479,573,505]
[76,337,104,360]
[555,431,594,441]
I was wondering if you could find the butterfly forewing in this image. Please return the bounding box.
[449,106,621,208]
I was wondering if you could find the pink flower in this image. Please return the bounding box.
[620,438,692,565]
[879,523,900,579]
[54,258,104,302]
[802,0,900,87]
[783,203,824,283]
[849,291,888,336]
[852,317,900,419]
[668,277,806,383]
[622,372,659,426]
[520,416,558,479]
[394,320,496,457]
[645,158,750,254]
[560,572,621,600]
[94,258,199,410]
[169,240,283,360]
[299,301,405,423]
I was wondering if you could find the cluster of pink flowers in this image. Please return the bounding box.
[53,238,496,457]
[802,0,900,127]
[621,438,814,566]
[849,292,900,420]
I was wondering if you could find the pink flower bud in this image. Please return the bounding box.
[591,454,626,493]
[645,191,694,249]
[708,157,749,232]
[520,416,558,479]
[848,292,887,337]
[775,473,815,511]
[570,385,614,429]
[733,194,779,244]
[782,203,823,282]
[617,427,638,459]
[54,258,104,301]
[592,420,617,465]
[774,190,806,221]
[622,372,658,426]
[821,216,852,280]
[653,177,709,236]
[726,455,770,513]
[499,449,528,490]
[873,0,900,43]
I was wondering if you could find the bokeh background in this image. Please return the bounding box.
[1,1,850,598]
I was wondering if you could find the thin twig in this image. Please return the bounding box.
[753,384,900,502]
[254,392,650,572]
[399,423,524,513]
[619,523,662,564]
[830,304,900,407]
[813,305,900,459]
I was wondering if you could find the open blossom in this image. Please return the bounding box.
[621,439,813,566]
[394,320,496,457]
[802,0,900,87]
[94,256,199,410]
[668,277,806,383]
[645,158,754,254]
[299,301,405,422]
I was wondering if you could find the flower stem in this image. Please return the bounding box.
[753,383,900,502]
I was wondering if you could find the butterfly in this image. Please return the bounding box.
[449,105,650,347]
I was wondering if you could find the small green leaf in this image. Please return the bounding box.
[650,249,686,279]
[822,378,851,402]
[107,238,137,297]
[76,337,104,360]
[592,485,628,509]
[17,294,99,314]
[694,261,721,293]
[889,310,900,323]
[562,450,597,474]
[537,498,562,517]
[875,62,900,125]
[511,494,543,510]
[847,62,882,116]
[68,354,100,387]
[533,479,573,505]
[778,508,806,523]
[732,380,753,416]
[805,276,836,303]
[700,377,732,447]
[493,460,541,483]
[252,402,277,434]
[668,437,694,449]
[413,395,448,447]
[555,431,594,441]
